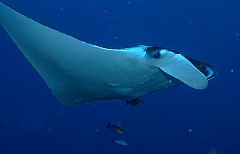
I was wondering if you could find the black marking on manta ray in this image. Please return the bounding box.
[145,46,163,52]
[146,46,180,56]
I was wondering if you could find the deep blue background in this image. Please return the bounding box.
[0,0,240,153]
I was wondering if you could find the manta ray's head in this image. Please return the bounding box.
[143,46,217,89]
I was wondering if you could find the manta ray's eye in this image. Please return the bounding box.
[153,51,160,58]
[146,46,164,59]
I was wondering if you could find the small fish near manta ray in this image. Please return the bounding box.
[126,98,143,106]
[112,138,128,146]
[0,2,217,108]
[106,122,123,134]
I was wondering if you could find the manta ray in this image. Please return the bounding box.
[0,2,217,108]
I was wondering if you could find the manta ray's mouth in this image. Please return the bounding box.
[183,55,218,80]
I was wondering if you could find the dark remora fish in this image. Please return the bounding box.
[125,98,143,106]
[106,122,123,134]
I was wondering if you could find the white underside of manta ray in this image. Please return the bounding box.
[0,2,217,107]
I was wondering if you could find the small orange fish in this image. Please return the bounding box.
[125,98,143,106]
[106,122,123,134]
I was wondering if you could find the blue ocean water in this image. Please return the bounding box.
[0,0,239,153]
